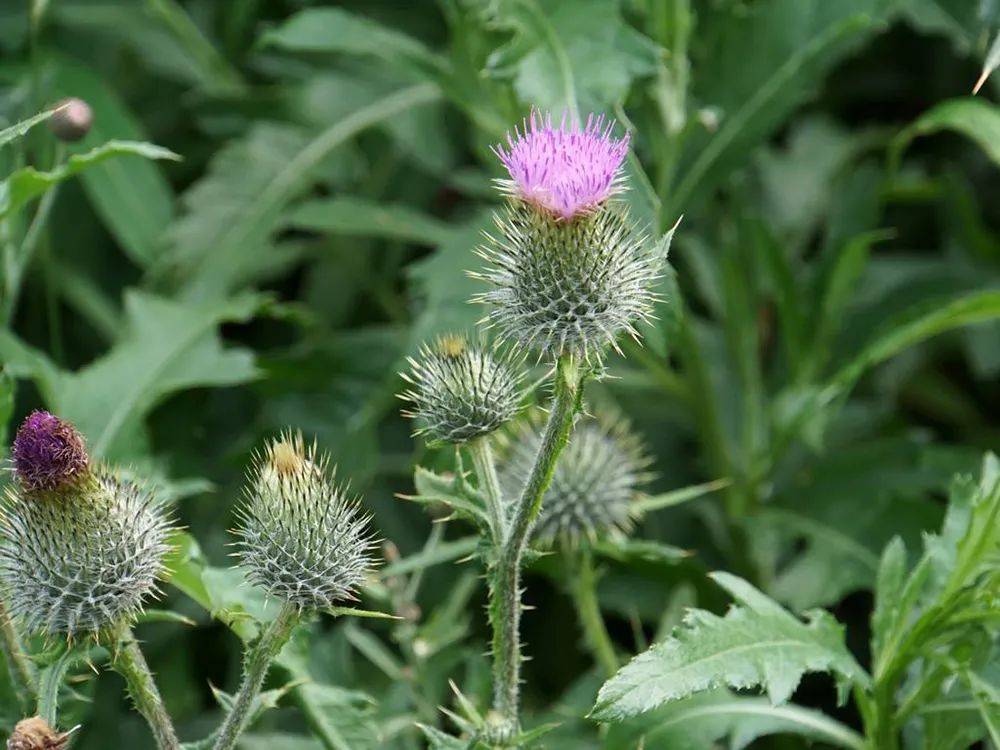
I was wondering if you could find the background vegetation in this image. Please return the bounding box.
[0,0,998,747]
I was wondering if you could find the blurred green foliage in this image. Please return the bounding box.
[0,0,998,748]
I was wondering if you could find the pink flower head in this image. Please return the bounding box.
[12,411,89,493]
[493,111,630,220]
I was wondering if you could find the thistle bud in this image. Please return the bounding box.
[6,717,73,750]
[12,411,89,494]
[234,434,376,611]
[48,98,93,143]
[0,413,172,639]
[474,111,663,359]
[501,413,651,546]
[399,334,523,444]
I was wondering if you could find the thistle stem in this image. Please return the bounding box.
[489,356,584,738]
[568,546,618,678]
[110,626,180,750]
[0,599,37,711]
[471,437,506,545]
[212,602,300,750]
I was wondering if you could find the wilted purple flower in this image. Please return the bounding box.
[493,110,629,220]
[12,411,90,493]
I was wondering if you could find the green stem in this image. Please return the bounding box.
[38,647,78,725]
[568,546,618,678]
[471,437,506,545]
[0,600,37,711]
[212,603,301,750]
[489,356,584,738]
[110,626,180,750]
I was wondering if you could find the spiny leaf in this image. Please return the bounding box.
[0,105,64,149]
[0,140,179,221]
[592,572,869,721]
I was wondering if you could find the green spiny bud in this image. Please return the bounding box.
[0,453,172,639]
[473,199,663,361]
[399,334,524,444]
[234,434,376,611]
[500,412,651,546]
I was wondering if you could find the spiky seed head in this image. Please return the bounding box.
[12,411,90,494]
[235,434,376,611]
[7,717,73,750]
[0,469,172,639]
[48,98,93,143]
[473,201,662,359]
[500,413,651,546]
[399,334,524,444]
[492,110,629,220]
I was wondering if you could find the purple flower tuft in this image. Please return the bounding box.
[493,110,630,220]
[12,411,89,493]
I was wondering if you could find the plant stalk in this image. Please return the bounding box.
[471,437,506,545]
[212,602,300,750]
[489,356,584,737]
[568,546,618,678]
[110,626,181,750]
[0,599,37,711]
[38,647,79,725]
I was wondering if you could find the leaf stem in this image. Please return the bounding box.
[38,647,79,725]
[489,355,584,737]
[568,546,618,678]
[471,437,506,545]
[110,626,181,750]
[0,599,37,711]
[212,602,300,750]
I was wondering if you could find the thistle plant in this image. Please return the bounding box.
[402,110,673,746]
[0,412,177,748]
[214,434,377,750]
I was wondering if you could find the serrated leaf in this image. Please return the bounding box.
[871,536,907,659]
[592,572,869,721]
[604,688,866,750]
[403,466,490,528]
[0,140,179,221]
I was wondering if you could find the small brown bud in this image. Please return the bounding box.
[7,717,72,750]
[48,98,93,142]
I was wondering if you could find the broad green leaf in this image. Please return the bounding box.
[485,0,659,114]
[285,197,452,246]
[0,105,62,149]
[167,84,441,301]
[262,7,443,72]
[592,572,868,721]
[670,0,892,210]
[0,291,262,460]
[50,57,178,266]
[0,140,179,221]
[604,689,866,750]
[890,98,1000,170]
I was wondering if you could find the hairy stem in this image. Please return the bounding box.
[0,600,37,711]
[212,602,300,750]
[471,437,506,545]
[111,627,180,750]
[489,356,584,738]
[568,546,618,678]
[38,647,80,725]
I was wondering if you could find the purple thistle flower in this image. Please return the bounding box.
[12,411,89,493]
[492,110,630,220]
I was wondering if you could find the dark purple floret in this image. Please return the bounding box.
[12,411,89,493]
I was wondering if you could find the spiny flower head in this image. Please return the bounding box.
[473,202,665,359]
[500,412,651,546]
[12,411,89,494]
[235,434,376,611]
[400,334,524,444]
[493,111,629,220]
[0,420,172,639]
